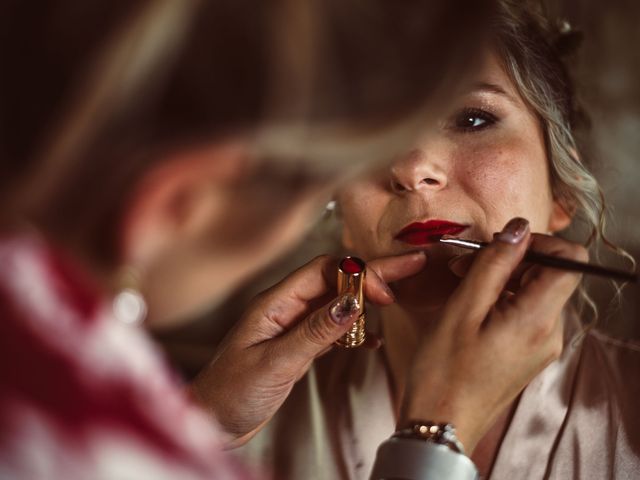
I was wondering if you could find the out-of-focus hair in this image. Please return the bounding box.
[0,0,493,266]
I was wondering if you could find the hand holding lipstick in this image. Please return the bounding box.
[189,251,426,448]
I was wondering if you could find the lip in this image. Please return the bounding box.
[395,220,469,246]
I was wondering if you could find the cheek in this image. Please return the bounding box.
[454,137,553,232]
[338,185,388,256]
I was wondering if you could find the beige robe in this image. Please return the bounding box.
[236,326,640,479]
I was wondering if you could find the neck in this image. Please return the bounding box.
[379,301,518,476]
[380,302,444,417]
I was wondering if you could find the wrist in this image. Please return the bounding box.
[399,400,481,454]
[371,434,479,480]
[394,421,466,455]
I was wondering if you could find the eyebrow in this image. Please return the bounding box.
[467,81,518,104]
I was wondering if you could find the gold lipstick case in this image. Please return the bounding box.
[336,256,366,348]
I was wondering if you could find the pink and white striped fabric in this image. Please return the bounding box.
[0,235,251,480]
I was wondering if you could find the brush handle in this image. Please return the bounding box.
[439,238,637,283]
[523,250,637,283]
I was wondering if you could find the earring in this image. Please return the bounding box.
[322,200,338,220]
[325,200,336,214]
[112,266,147,325]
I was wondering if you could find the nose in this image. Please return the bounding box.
[389,148,447,194]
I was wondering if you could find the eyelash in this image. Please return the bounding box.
[451,107,499,133]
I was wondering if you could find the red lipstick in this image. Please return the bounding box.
[395,220,468,246]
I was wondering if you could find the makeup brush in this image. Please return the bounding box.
[439,236,638,283]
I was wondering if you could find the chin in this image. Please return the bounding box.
[391,259,460,313]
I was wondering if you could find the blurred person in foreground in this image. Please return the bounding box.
[0,1,494,478]
[0,0,580,479]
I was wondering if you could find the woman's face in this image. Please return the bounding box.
[338,52,570,310]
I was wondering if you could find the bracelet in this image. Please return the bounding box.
[393,421,466,455]
[369,436,479,480]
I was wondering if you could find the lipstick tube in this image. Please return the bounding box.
[336,256,366,348]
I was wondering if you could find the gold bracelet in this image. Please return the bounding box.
[393,421,466,455]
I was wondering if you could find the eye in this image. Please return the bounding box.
[452,108,498,132]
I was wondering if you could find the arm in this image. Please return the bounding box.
[371,218,586,479]
[189,252,427,448]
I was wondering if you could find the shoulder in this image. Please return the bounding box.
[581,329,640,374]
[575,329,640,443]
[0,236,246,479]
[579,329,640,413]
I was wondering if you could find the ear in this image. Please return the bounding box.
[548,196,573,233]
[548,148,580,234]
[118,142,249,268]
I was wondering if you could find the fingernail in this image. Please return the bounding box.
[329,294,360,325]
[495,217,529,244]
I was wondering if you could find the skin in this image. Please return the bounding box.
[117,141,338,328]
[111,51,585,477]
[339,52,570,311]
[336,52,587,475]
[111,134,429,448]
[190,252,426,447]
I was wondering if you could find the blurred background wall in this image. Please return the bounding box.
[154,0,640,378]
[548,0,640,340]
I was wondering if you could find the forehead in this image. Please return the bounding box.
[458,51,525,107]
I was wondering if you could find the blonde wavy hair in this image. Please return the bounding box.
[493,0,635,328]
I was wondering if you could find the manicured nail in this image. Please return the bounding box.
[329,294,360,325]
[495,217,529,244]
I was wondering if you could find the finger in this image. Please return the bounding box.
[506,234,587,320]
[256,252,426,333]
[279,251,426,305]
[265,254,337,303]
[519,234,587,292]
[367,251,427,283]
[448,253,474,277]
[240,255,336,339]
[365,252,427,305]
[515,233,588,288]
[448,247,550,289]
[271,294,361,368]
[449,252,533,294]
[446,217,531,326]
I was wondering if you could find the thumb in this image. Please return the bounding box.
[272,294,361,369]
